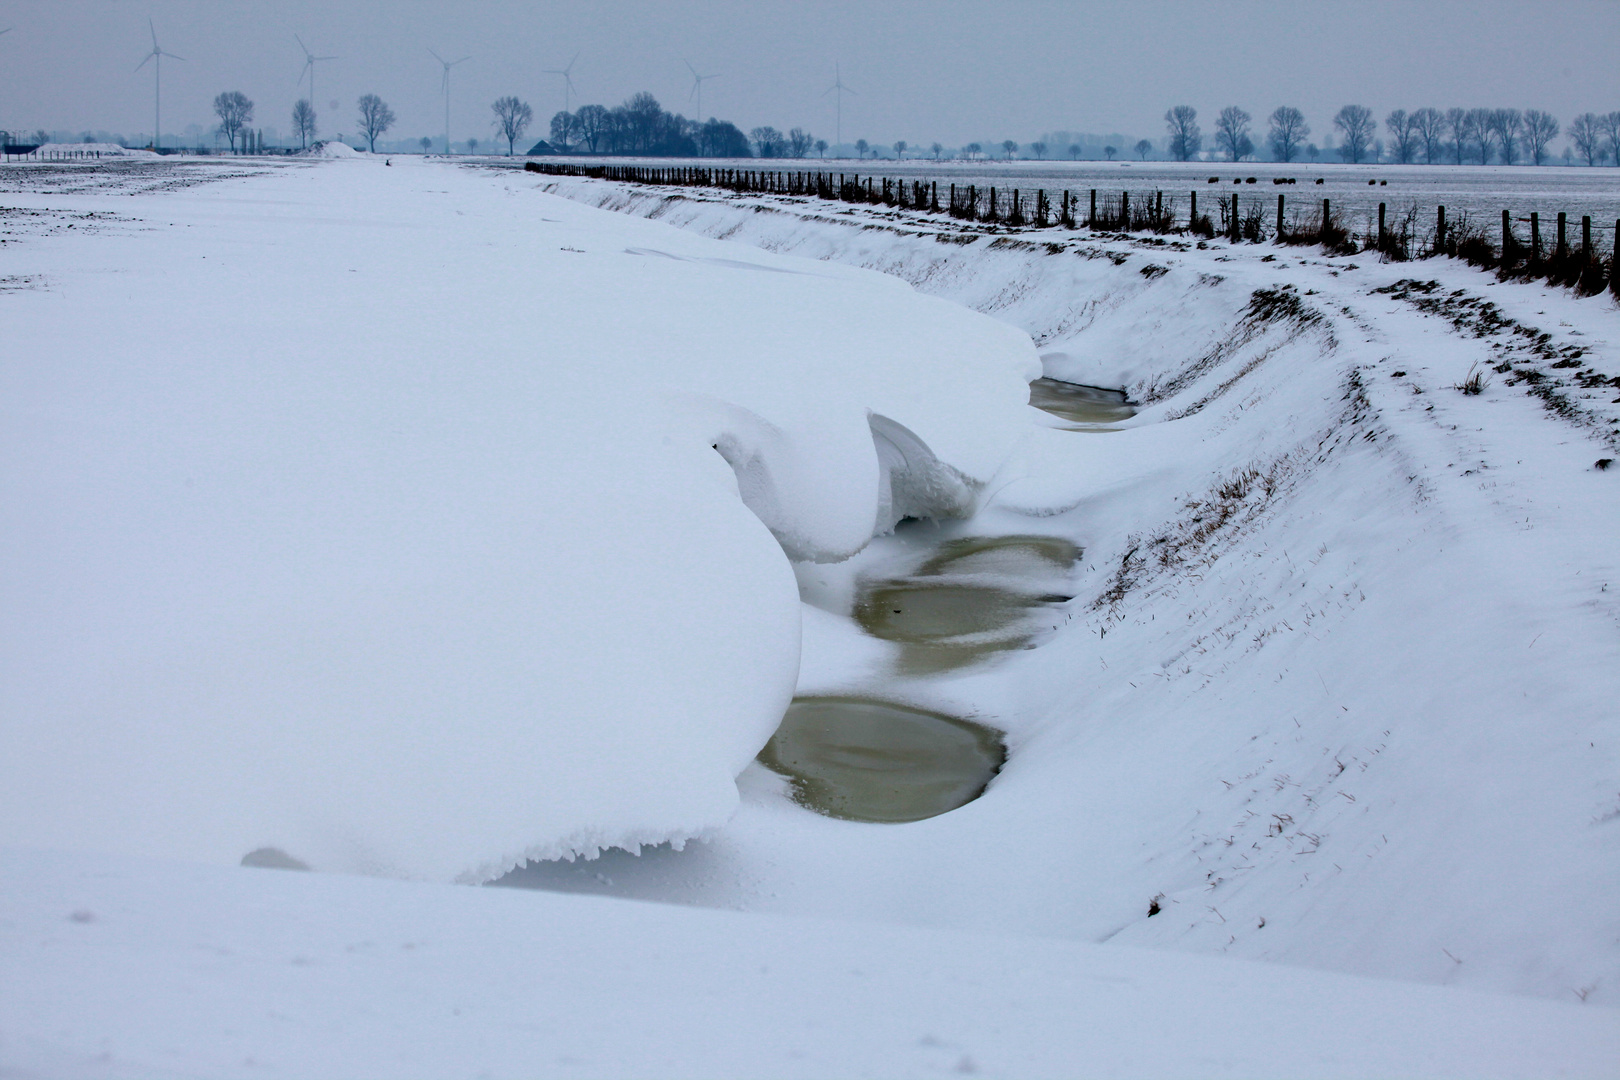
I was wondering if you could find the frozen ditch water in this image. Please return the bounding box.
[755,696,1006,823]
[853,534,1079,671]
[1027,377,1136,429]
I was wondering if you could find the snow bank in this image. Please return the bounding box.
[309,140,361,157]
[0,159,1036,882]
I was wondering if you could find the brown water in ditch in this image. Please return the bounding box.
[854,534,1078,671]
[757,696,1006,823]
[1028,378,1136,428]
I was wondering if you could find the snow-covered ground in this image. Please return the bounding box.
[3,156,1617,1076]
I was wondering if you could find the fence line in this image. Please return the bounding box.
[524,161,1620,299]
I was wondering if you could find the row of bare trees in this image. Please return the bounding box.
[1167,105,1619,165]
[209,90,400,152]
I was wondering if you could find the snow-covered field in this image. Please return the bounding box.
[3,156,1617,1077]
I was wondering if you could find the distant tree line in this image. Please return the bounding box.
[546,92,809,158]
[1164,105,1620,165]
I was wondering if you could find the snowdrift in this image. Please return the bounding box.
[0,160,1036,882]
[309,140,361,157]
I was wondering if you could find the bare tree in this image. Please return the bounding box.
[964,142,982,158]
[1385,109,1418,163]
[1451,106,1477,163]
[1071,143,1084,160]
[816,139,829,158]
[1333,104,1375,163]
[1464,108,1492,163]
[1164,105,1200,161]
[418,136,432,154]
[788,128,814,158]
[467,136,479,154]
[1001,139,1018,159]
[574,104,610,153]
[491,96,533,155]
[356,93,394,153]
[854,137,868,159]
[892,139,907,160]
[1600,111,1620,166]
[213,91,253,152]
[1568,113,1603,165]
[931,141,942,159]
[1485,108,1522,164]
[1134,138,1152,161]
[1103,145,1115,160]
[1214,106,1251,161]
[755,127,787,157]
[291,99,317,150]
[1030,140,1046,159]
[548,110,578,151]
[1522,110,1558,165]
[1266,106,1308,162]
[1410,107,1445,163]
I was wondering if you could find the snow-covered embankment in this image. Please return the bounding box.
[534,172,1620,1007]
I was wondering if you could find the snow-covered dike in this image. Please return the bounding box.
[0,157,1035,882]
[4,846,1616,1080]
[534,174,1620,1007]
[4,157,1619,1076]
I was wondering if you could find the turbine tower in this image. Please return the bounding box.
[684,60,718,120]
[544,52,579,116]
[821,63,856,156]
[429,49,470,155]
[296,35,338,118]
[135,19,184,151]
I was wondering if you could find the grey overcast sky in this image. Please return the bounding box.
[4,0,1618,146]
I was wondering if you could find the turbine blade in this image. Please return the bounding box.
[136,52,152,72]
[567,50,579,71]
[452,56,470,66]
[685,58,698,79]
[149,17,158,49]
[429,47,444,64]
[164,50,185,61]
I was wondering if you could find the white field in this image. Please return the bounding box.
[2,156,1618,1078]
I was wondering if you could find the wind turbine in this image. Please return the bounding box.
[136,19,184,151]
[429,49,470,155]
[684,60,718,120]
[295,35,338,118]
[822,63,856,156]
[544,51,579,116]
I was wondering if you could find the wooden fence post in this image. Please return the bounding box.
[1611,221,1620,291]
[1277,193,1285,239]
[1089,189,1097,227]
[1437,205,1446,252]
[1531,212,1541,264]
[1378,202,1386,248]
[1120,189,1129,228]
[1581,215,1591,260]
[1190,191,1197,230]
[1503,209,1512,260]
[1556,212,1567,260]
[1230,194,1240,241]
